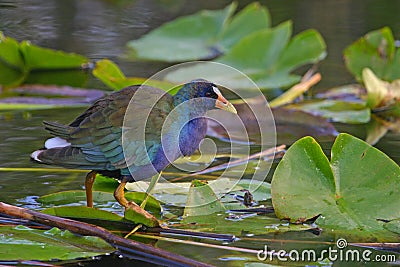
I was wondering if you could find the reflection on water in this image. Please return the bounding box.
[0,108,86,204]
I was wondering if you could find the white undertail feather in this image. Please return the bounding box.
[31,137,71,162]
[30,150,44,162]
[45,137,71,149]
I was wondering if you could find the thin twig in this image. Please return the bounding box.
[0,202,212,267]
[170,145,286,182]
[269,72,322,108]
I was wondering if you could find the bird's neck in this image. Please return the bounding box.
[179,118,208,156]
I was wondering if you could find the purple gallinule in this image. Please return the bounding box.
[31,79,237,219]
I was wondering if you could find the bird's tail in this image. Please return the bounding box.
[43,121,72,139]
[30,146,110,170]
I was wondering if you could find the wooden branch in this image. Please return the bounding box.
[0,202,213,267]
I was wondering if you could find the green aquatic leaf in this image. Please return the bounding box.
[92,59,178,92]
[0,225,114,261]
[383,219,400,234]
[38,190,162,214]
[24,69,89,87]
[344,27,400,82]
[126,178,270,207]
[0,33,25,86]
[92,59,130,90]
[183,180,226,217]
[180,212,312,236]
[19,41,88,70]
[41,206,125,222]
[218,3,271,50]
[0,32,24,69]
[219,21,292,71]
[125,2,271,62]
[38,190,115,205]
[93,173,120,192]
[271,133,400,241]
[0,32,89,87]
[124,206,160,227]
[285,99,370,124]
[165,24,326,90]
[0,61,25,87]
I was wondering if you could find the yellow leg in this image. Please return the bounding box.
[114,178,129,207]
[85,171,97,208]
[114,177,159,227]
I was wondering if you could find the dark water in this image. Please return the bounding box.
[1,0,400,266]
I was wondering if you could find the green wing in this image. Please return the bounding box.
[43,85,173,170]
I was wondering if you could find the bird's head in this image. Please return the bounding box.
[173,79,237,114]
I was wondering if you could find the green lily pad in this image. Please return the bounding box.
[126,178,271,207]
[180,212,313,236]
[285,99,370,124]
[93,174,121,192]
[344,26,400,82]
[0,32,89,87]
[164,23,326,90]
[383,219,400,234]
[19,41,88,70]
[183,180,226,217]
[0,32,24,68]
[271,133,400,241]
[92,59,177,92]
[38,190,162,214]
[0,225,114,261]
[38,190,115,205]
[41,206,125,222]
[125,3,271,62]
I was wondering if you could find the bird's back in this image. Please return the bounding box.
[31,85,175,179]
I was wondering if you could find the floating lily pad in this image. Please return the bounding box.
[183,180,226,217]
[383,219,400,234]
[0,225,114,261]
[38,190,162,214]
[0,32,89,87]
[42,206,125,222]
[180,211,313,236]
[344,26,400,82]
[164,22,326,90]
[126,178,271,208]
[19,41,88,70]
[285,99,370,124]
[92,59,178,92]
[125,3,270,62]
[271,133,400,241]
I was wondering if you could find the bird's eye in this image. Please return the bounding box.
[205,92,212,97]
